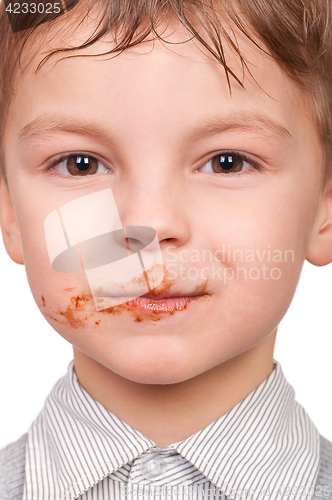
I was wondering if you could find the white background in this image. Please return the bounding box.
[0,236,331,450]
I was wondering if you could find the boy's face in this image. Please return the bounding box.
[0,17,327,384]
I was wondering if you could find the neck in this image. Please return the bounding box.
[73,331,276,447]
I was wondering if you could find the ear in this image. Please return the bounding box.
[306,183,332,266]
[0,175,24,265]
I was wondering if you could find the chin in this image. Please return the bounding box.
[126,372,192,385]
[114,357,199,385]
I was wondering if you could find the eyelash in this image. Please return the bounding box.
[198,151,261,176]
[44,152,109,178]
[44,151,262,178]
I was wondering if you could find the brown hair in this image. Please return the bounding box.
[0,0,331,184]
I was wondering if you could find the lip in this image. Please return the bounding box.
[97,294,208,313]
[124,295,205,312]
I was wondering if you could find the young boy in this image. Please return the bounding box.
[0,0,332,499]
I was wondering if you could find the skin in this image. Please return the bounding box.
[1,13,332,447]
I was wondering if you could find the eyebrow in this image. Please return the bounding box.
[19,114,114,147]
[18,111,293,148]
[181,111,293,146]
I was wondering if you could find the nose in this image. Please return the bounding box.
[114,169,191,249]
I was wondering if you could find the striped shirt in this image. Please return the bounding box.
[23,359,320,500]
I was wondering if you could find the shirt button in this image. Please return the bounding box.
[140,452,168,480]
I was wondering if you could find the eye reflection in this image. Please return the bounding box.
[215,155,239,171]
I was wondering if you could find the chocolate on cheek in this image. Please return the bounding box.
[40,264,211,328]
[41,290,164,328]
[41,279,211,328]
[42,292,93,328]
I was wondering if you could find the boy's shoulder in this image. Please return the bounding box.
[0,432,27,500]
[1,433,332,500]
[314,435,332,499]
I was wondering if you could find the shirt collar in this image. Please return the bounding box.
[174,360,320,500]
[24,359,320,500]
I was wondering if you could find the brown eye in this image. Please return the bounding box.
[67,155,99,176]
[199,152,255,176]
[211,153,244,173]
[51,154,110,177]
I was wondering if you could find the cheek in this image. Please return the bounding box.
[198,186,314,337]
[205,178,315,270]
[20,224,91,320]
[11,196,89,317]
[17,223,102,343]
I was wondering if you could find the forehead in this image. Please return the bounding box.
[5,14,312,158]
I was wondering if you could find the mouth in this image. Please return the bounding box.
[97,293,209,313]
[124,294,206,313]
